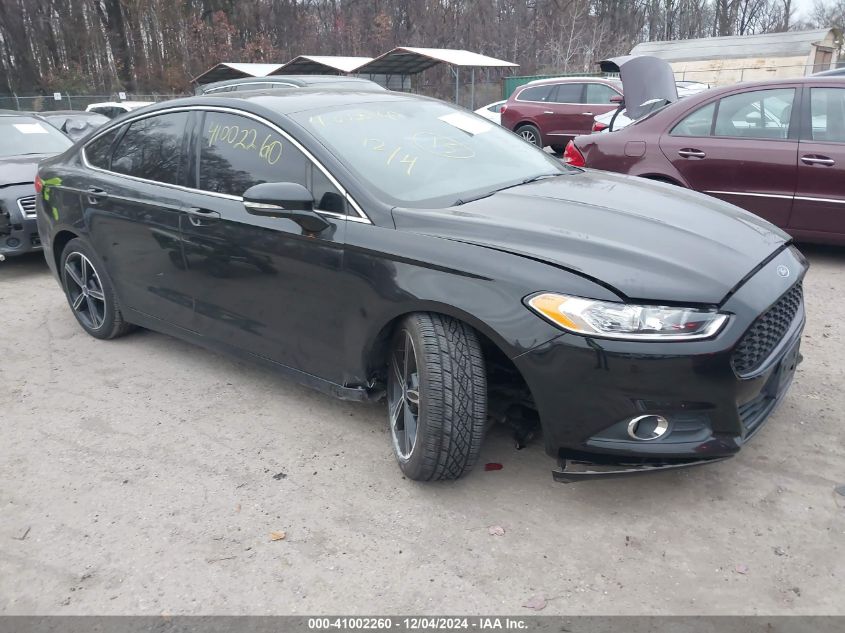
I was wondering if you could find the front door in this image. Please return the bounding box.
[82,110,197,330]
[178,109,351,383]
[790,85,845,239]
[659,86,799,228]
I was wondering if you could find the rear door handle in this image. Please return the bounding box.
[185,207,221,226]
[582,112,594,116]
[678,148,706,159]
[801,155,835,166]
[543,110,555,114]
[86,186,107,205]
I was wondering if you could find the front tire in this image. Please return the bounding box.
[386,313,487,481]
[516,124,542,148]
[60,238,134,340]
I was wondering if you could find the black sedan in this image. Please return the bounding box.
[35,89,806,481]
[1,111,73,259]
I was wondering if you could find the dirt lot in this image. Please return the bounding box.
[1,247,843,616]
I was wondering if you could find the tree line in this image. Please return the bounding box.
[0,0,842,97]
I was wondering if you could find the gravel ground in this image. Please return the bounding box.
[1,247,843,615]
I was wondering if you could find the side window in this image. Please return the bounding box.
[585,83,618,104]
[713,88,795,139]
[517,85,553,102]
[111,112,188,184]
[551,83,583,103]
[671,102,716,137]
[85,127,123,169]
[810,87,845,142]
[199,112,308,197]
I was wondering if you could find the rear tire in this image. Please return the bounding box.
[60,238,135,340]
[516,124,542,148]
[386,313,487,481]
[551,144,566,155]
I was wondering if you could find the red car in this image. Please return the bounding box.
[501,77,622,152]
[569,76,845,245]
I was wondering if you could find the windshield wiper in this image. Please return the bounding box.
[454,173,564,206]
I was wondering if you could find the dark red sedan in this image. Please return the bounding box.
[569,76,845,244]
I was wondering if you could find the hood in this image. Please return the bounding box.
[392,171,789,305]
[0,154,49,186]
[600,55,678,119]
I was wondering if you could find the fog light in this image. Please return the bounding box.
[6,237,20,248]
[627,415,670,441]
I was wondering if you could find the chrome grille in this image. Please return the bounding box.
[731,283,803,376]
[17,196,37,218]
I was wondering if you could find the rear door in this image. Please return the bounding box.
[176,108,352,382]
[658,86,799,228]
[543,82,585,145]
[790,85,845,239]
[82,110,197,330]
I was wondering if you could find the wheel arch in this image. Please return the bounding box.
[363,305,538,410]
[639,173,686,187]
[52,229,80,270]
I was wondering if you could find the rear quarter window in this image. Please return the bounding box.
[517,85,553,102]
[110,112,188,184]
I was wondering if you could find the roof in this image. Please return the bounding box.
[275,55,374,75]
[356,47,518,75]
[630,28,838,62]
[193,62,285,85]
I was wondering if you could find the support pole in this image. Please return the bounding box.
[470,68,475,110]
[455,66,460,104]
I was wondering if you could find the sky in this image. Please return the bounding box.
[792,0,817,22]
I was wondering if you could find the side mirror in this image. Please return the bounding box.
[243,182,330,233]
[610,95,624,104]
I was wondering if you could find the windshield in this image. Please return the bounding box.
[0,116,73,158]
[292,100,569,208]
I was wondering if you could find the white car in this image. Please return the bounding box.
[85,101,154,119]
[592,81,710,133]
[474,100,506,125]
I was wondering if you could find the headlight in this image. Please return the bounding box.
[527,293,728,341]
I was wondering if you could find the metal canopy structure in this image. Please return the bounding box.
[355,47,518,107]
[275,55,374,75]
[192,62,286,85]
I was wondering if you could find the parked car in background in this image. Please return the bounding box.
[592,80,710,132]
[0,111,72,259]
[500,76,623,151]
[813,66,845,76]
[474,100,506,124]
[36,89,805,482]
[569,76,845,244]
[85,101,154,118]
[31,110,109,141]
[196,75,384,95]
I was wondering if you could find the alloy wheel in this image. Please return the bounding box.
[64,252,106,330]
[388,330,421,460]
[520,129,538,145]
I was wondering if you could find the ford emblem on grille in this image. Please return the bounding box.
[777,265,790,278]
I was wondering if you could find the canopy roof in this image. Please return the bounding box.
[193,62,285,84]
[275,55,374,75]
[356,47,518,75]
[631,29,838,63]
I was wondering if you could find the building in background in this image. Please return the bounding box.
[630,28,842,86]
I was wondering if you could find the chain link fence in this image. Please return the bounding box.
[0,93,188,112]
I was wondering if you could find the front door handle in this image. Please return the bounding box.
[678,148,706,159]
[582,112,594,116]
[185,207,221,226]
[543,110,555,114]
[801,155,835,166]
[86,186,107,205]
